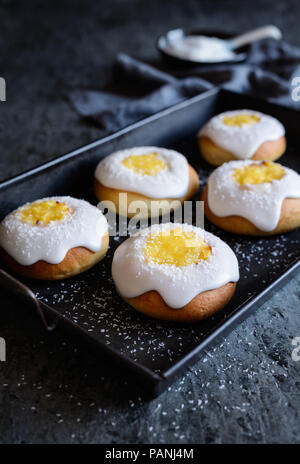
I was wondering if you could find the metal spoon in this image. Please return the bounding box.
[157,25,282,65]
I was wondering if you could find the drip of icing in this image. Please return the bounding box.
[0,196,108,265]
[199,110,285,160]
[207,160,300,232]
[94,146,189,199]
[112,223,239,309]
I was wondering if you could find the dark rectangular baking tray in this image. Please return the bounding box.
[1,88,299,397]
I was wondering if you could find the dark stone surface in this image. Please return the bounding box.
[0,0,300,444]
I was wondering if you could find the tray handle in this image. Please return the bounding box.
[0,268,57,331]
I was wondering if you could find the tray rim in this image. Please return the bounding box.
[2,86,299,191]
[1,87,300,396]
[0,88,219,190]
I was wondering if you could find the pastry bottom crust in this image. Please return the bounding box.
[0,232,109,280]
[198,136,286,167]
[201,185,300,236]
[94,165,199,218]
[122,282,236,322]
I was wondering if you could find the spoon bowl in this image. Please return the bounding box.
[156,29,248,67]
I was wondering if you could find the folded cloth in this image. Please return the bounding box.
[68,38,300,132]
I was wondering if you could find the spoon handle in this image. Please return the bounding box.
[229,25,282,50]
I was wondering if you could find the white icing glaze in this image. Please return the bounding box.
[0,196,108,265]
[94,146,190,199]
[165,35,235,62]
[199,109,285,159]
[207,160,300,232]
[112,223,239,309]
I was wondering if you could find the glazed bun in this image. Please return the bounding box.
[198,110,286,166]
[202,160,300,236]
[94,147,199,218]
[112,223,239,322]
[0,196,109,280]
[94,165,199,218]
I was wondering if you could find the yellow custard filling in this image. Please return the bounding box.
[223,113,260,127]
[144,227,211,267]
[18,200,70,225]
[233,161,285,185]
[122,152,168,176]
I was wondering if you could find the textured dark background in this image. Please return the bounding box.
[0,0,300,444]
